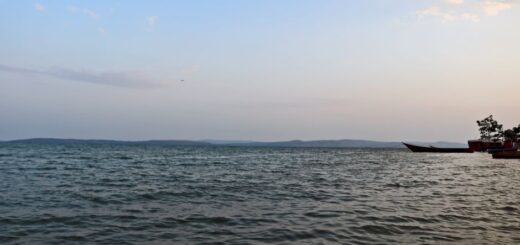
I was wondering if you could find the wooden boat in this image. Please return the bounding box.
[487,146,519,154]
[403,143,474,153]
[492,151,520,159]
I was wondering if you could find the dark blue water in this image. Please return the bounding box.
[1,143,519,244]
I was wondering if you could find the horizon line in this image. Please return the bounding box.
[0,137,467,144]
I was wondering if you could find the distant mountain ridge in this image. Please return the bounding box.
[226,139,405,148]
[5,138,211,146]
[2,138,468,148]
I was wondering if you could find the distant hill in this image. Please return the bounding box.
[229,139,405,148]
[6,138,211,146]
[4,138,467,148]
[200,139,256,145]
[231,140,467,148]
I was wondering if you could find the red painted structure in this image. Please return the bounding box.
[503,139,514,149]
[468,140,503,152]
[492,151,520,159]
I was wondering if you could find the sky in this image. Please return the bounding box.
[1,0,519,142]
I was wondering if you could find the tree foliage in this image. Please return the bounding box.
[504,129,518,142]
[476,115,503,142]
[512,124,520,141]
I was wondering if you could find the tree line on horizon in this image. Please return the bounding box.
[477,115,520,142]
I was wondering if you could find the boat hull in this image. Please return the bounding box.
[487,147,519,154]
[403,143,474,153]
[492,151,520,159]
[468,140,504,152]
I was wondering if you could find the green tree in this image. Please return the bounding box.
[513,124,520,142]
[504,129,517,142]
[476,115,503,142]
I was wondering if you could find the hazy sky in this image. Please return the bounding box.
[1,0,519,142]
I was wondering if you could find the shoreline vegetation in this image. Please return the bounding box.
[0,138,467,149]
[476,115,520,143]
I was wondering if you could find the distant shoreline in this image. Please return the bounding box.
[0,138,468,149]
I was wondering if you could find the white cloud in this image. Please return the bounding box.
[459,13,481,22]
[68,5,98,19]
[83,8,98,18]
[35,3,45,12]
[481,1,513,16]
[98,27,106,34]
[446,0,465,5]
[416,0,516,23]
[417,6,480,23]
[146,16,157,31]
[68,5,78,13]
[417,6,442,18]
[0,64,163,88]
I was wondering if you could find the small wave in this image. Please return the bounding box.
[53,235,88,242]
[71,193,124,205]
[355,224,404,235]
[0,215,82,226]
[185,216,236,225]
[499,206,518,212]
[385,182,403,188]
[117,156,133,160]
[304,211,343,218]
[429,235,464,242]
[0,235,18,243]
[401,215,440,224]
[77,156,93,160]
[136,190,204,201]
[249,228,317,243]
[436,214,491,223]
[211,161,229,165]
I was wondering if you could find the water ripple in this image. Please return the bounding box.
[1,144,520,244]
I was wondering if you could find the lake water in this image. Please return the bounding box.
[1,143,519,244]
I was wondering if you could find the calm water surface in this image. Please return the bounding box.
[1,144,519,244]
